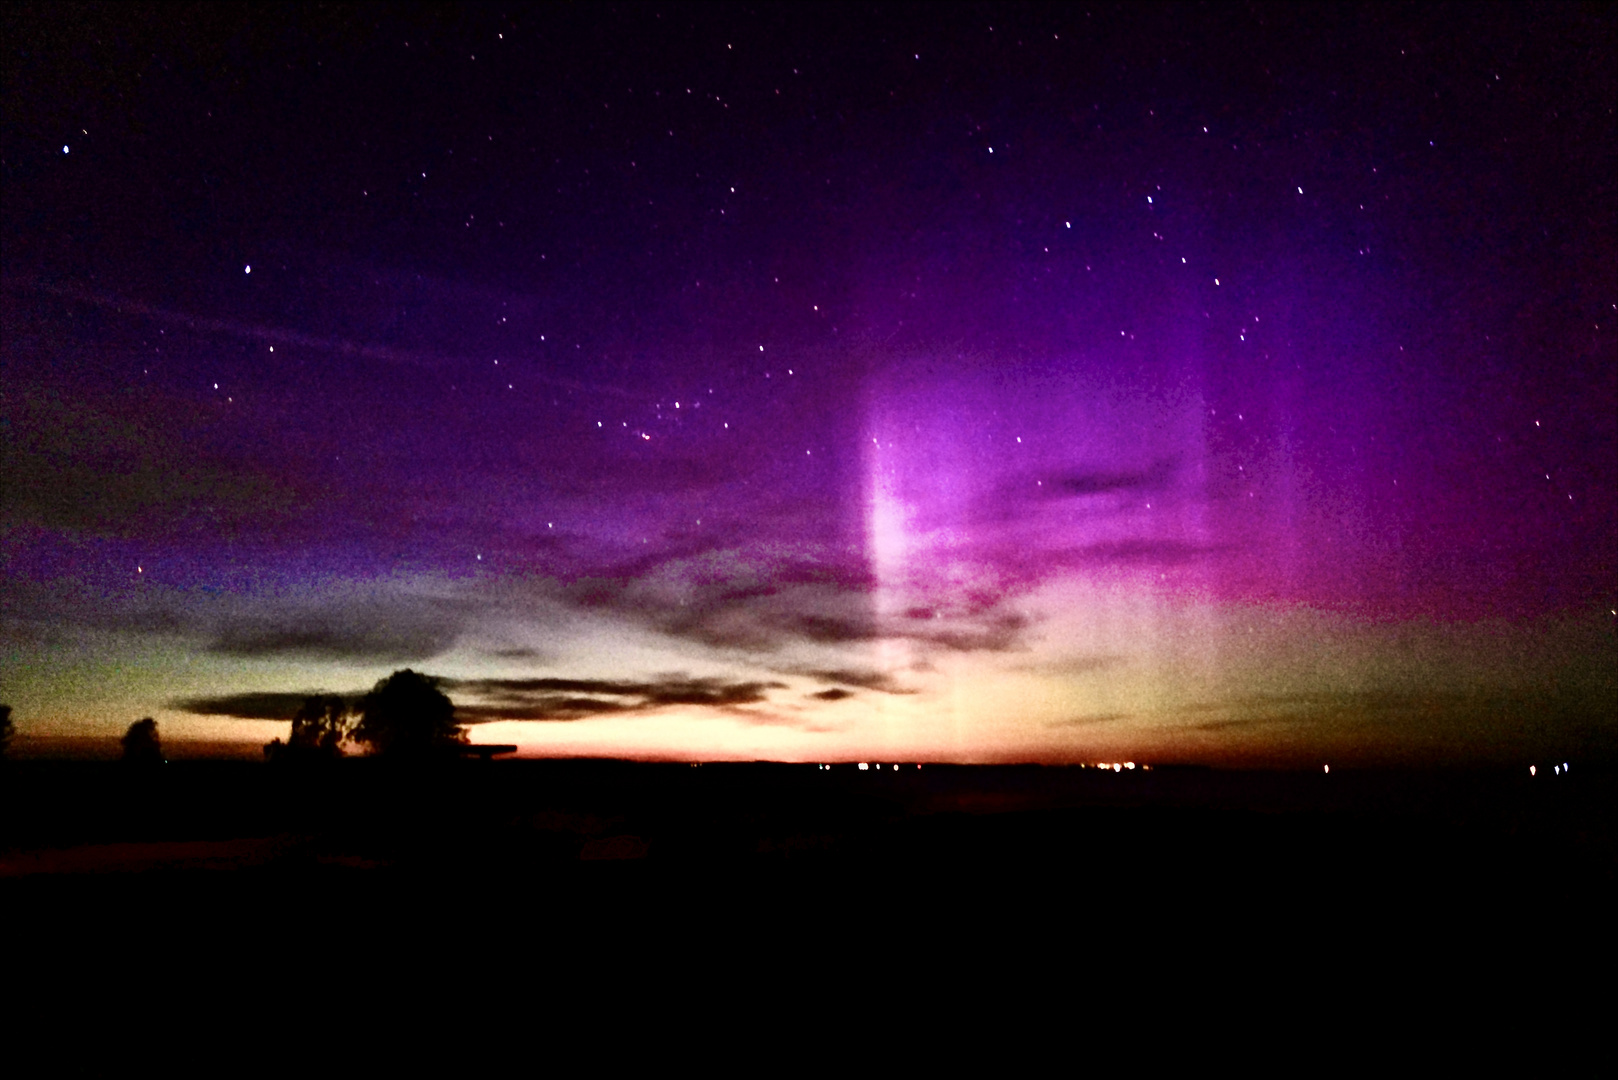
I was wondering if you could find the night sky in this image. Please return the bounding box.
[3,3,1613,764]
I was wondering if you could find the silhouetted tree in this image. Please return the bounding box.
[121,717,164,765]
[0,705,13,761]
[264,695,349,762]
[350,670,464,759]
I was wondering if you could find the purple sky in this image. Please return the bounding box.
[2,5,1613,763]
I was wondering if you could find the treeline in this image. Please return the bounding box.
[0,670,467,765]
[0,705,167,765]
[263,669,465,762]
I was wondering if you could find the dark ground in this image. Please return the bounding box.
[3,760,1610,1040]
[5,759,1609,915]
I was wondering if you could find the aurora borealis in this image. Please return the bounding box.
[2,4,1613,765]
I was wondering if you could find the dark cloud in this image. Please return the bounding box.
[806,669,886,689]
[1192,716,1277,732]
[1041,459,1179,498]
[792,613,880,644]
[559,565,869,653]
[444,674,788,722]
[920,612,1031,652]
[645,679,784,706]
[181,672,794,723]
[207,604,461,662]
[442,677,660,697]
[456,698,634,722]
[557,545,1035,655]
[529,462,1208,661]
[802,669,914,693]
[1048,713,1128,727]
[173,691,349,720]
[961,459,1186,532]
[811,688,854,701]
[0,589,194,642]
[660,595,1033,655]
[0,573,477,671]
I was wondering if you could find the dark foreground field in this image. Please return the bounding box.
[5,759,1609,911]
[3,759,1611,1032]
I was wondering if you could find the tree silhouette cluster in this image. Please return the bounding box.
[351,670,466,760]
[5,671,467,766]
[121,717,164,765]
[264,694,349,762]
[264,670,466,762]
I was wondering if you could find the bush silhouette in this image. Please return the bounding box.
[0,704,13,760]
[121,717,164,765]
[350,670,465,759]
[264,694,349,762]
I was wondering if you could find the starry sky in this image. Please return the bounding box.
[3,4,1613,764]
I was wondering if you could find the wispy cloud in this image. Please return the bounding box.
[550,538,1039,657]
[178,673,796,723]
[1047,713,1129,727]
[513,451,1212,662]
[803,668,912,692]
[173,690,350,720]
[442,674,789,722]
[208,612,461,662]
[1039,459,1179,498]
[202,592,469,662]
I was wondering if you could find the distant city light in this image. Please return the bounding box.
[1529,765,1536,776]
[1323,764,1330,773]
[858,762,869,770]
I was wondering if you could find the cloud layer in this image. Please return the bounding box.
[441,675,789,722]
